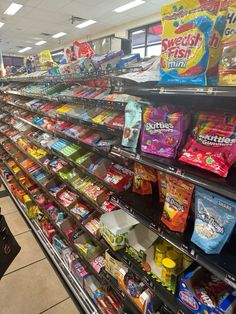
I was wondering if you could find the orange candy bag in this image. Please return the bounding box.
[161,175,194,233]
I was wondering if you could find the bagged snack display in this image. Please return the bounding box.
[160,0,221,85]
[157,171,167,203]
[132,163,157,195]
[191,187,236,254]
[141,105,189,158]
[179,115,236,177]
[219,0,236,85]
[161,175,194,233]
[207,0,227,85]
[122,101,142,149]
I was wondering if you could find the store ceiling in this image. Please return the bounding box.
[0,0,172,56]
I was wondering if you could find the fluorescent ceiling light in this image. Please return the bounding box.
[132,30,145,35]
[76,19,96,29]
[52,32,67,39]
[18,46,32,53]
[113,0,145,13]
[0,22,5,28]
[4,3,23,16]
[35,40,47,46]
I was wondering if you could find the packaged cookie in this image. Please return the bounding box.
[122,101,142,149]
[191,187,236,254]
[160,0,220,85]
[161,175,194,233]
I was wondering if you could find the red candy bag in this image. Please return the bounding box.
[180,115,236,177]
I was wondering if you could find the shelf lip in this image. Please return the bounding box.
[2,90,127,110]
[119,85,236,98]
[110,146,236,202]
[0,174,100,314]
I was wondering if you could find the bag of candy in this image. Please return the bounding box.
[179,117,236,177]
[132,163,157,195]
[160,0,221,85]
[161,175,194,232]
[207,0,227,85]
[191,187,236,254]
[122,101,142,149]
[219,0,236,85]
[141,105,189,158]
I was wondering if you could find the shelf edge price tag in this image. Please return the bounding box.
[225,274,236,289]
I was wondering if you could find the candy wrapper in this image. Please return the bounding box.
[179,115,236,177]
[219,0,236,85]
[132,163,157,195]
[191,187,236,254]
[161,175,194,232]
[122,101,142,149]
[160,0,220,85]
[141,105,189,158]
[157,171,167,203]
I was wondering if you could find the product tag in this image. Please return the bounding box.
[225,274,236,289]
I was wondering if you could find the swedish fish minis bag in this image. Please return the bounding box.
[160,0,221,85]
[207,0,227,85]
[219,0,236,85]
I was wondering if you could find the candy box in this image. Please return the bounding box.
[126,224,158,264]
[100,210,139,251]
[178,266,236,313]
[71,260,90,287]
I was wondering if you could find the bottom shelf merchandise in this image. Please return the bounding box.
[1,148,236,314]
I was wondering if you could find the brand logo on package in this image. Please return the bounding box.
[179,290,199,310]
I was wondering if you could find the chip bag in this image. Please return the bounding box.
[157,171,167,203]
[161,175,194,232]
[133,162,157,195]
[219,0,236,85]
[191,187,236,254]
[160,0,221,85]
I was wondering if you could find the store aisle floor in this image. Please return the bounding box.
[0,192,80,314]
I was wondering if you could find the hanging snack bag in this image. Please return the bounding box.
[122,101,142,149]
[133,162,157,195]
[141,105,189,158]
[207,0,227,85]
[219,0,236,85]
[157,171,167,203]
[179,119,236,177]
[161,175,194,232]
[160,0,221,85]
[191,187,236,254]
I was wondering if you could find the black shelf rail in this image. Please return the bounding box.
[2,89,127,110]
[110,146,236,202]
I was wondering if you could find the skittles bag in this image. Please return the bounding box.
[160,0,221,85]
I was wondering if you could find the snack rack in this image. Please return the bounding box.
[0,71,235,314]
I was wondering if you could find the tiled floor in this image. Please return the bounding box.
[0,194,80,314]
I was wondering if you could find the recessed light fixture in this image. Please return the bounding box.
[4,3,23,16]
[113,0,145,13]
[18,46,32,53]
[52,32,67,39]
[35,40,47,46]
[132,30,145,35]
[0,22,5,28]
[76,20,96,29]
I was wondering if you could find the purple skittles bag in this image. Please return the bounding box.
[141,105,189,158]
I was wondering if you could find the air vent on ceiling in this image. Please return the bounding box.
[16,45,25,48]
[70,16,86,24]
[40,32,52,37]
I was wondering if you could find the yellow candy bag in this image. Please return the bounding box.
[219,0,236,85]
[160,0,221,85]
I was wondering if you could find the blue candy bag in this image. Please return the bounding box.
[191,187,236,254]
